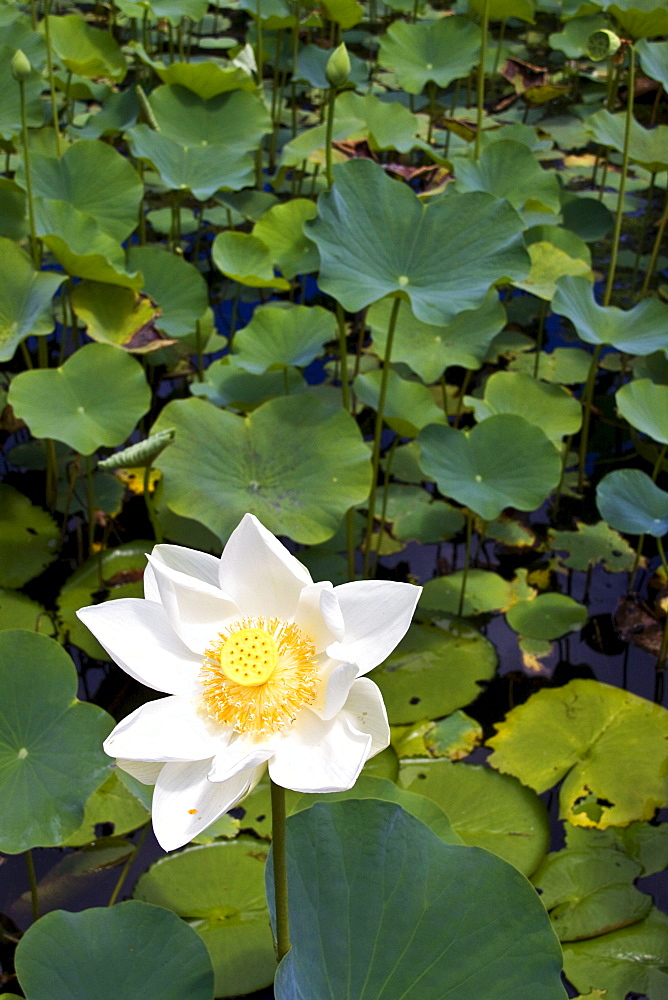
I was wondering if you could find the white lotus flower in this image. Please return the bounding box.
[78,513,421,851]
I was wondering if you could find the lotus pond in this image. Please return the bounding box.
[0,0,667,996]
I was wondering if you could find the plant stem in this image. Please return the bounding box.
[533,300,547,378]
[108,824,150,906]
[325,85,337,188]
[43,2,63,156]
[336,301,349,412]
[270,779,290,962]
[18,78,40,269]
[640,178,668,298]
[363,296,401,578]
[143,464,163,543]
[655,537,668,703]
[474,0,490,160]
[577,343,602,492]
[457,509,474,617]
[25,849,39,922]
[371,436,398,578]
[603,45,634,308]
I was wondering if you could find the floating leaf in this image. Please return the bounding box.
[377,17,480,94]
[456,140,561,218]
[506,593,588,640]
[150,83,270,149]
[566,820,668,877]
[487,678,668,828]
[15,901,214,1000]
[0,589,53,635]
[355,368,446,437]
[596,469,668,537]
[0,485,59,587]
[62,771,150,846]
[418,414,561,521]
[71,282,165,352]
[367,292,506,382]
[252,199,319,279]
[0,630,112,852]
[508,347,592,384]
[637,37,668,90]
[616,378,668,444]
[552,275,668,355]
[548,520,637,572]
[153,393,371,544]
[586,109,668,173]
[563,909,668,1000]
[532,847,651,941]
[8,344,151,455]
[512,239,592,300]
[420,569,534,617]
[126,246,209,338]
[212,231,290,290]
[335,91,420,152]
[374,621,497,724]
[307,159,529,325]
[399,760,550,875]
[231,304,335,373]
[466,371,582,445]
[0,237,64,362]
[134,840,274,998]
[271,800,565,999]
[135,50,256,98]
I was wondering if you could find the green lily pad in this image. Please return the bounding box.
[150,83,270,150]
[0,43,48,141]
[0,485,59,587]
[19,140,143,243]
[418,414,561,521]
[374,621,497,724]
[508,347,592,384]
[595,0,668,39]
[565,820,668,876]
[466,371,582,445]
[585,109,668,173]
[398,760,550,875]
[231,303,335,372]
[211,232,290,290]
[135,51,256,98]
[469,0,535,19]
[392,496,466,543]
[563,909,668,1000]
[552,276,668,355]
[0,630,113,852]
[15,901,214,1000]
[393,710,483,760]
[129,126,255,199]
[62,771,149,847]
[272,799,565,999]
[153,393,371,544]
[506,593,588,640]
[596,469,668,537]
[75,86,138,139]
[512,239,593,300]
[548,520,637,572]
[377,16,480,94]
[8,344,151,455]
[368,292,506,383]
[616,377,668,444]
[0,178,27,241]
[134,840,275,998]
[487,678,668,828]
[355,368,446,437]
[335,91,421,152]
[191,360,305,409]
[0,589,53,635]
[71,282,164,352]
[57,541,151,658]
[307,159,529,325]
[456,140,561,218]
[0,237,64,362]
[252,198,320,278]
[321,0,363,27]
[532,847,651,942]
[126,246,209,339]
[637,38,668,90]
[47,14,126,80]
[420,569,534,617]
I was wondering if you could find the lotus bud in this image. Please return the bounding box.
[11,49,32,82]
[587,29,622,61]
[325,43,351,90]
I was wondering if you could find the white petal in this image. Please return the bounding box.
[77,599,201,696]
[327,580,421,674]
[268,712,372,793]
[340,678,390,758]
[292,582,344,652]
[208,741,273,782]
[143,561,159,602]
[310,660,359,720]
[149,544,222,588]
[146,552,240,654]
[152,758,266,851]
[104,696,230,762]
[116,759,164,785]
[218,513,312,620]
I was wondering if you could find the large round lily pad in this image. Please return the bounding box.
[487,678,668,828]
[506,593,588,640]
[418,414,561,520]
[231,303,336,373]
[134,840,275,998]
[152,393,371,543]
[306,159,529,325]
[377,16,480,93]
[271,800,565,999]
[0,237,64,362]
[8,343,151,455]
[47,14,126,80]
[596,469,668,538]
[15,901,214,1000]
[399,759,550,875]
[0,630,113,852]
[0,484,59,587]
[466,371,582,445]
[616,378,668,445]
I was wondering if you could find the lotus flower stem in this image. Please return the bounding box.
[371,435,398,578]
[108,824,150,906]
[630,170,655,296]
[325,85,337,187]
[363,296,401,577]
[577,343,602,492]
[640,178,668,297]
[42,5,63,157]
[25,849,39,922]
[603,44,634,308]
[336,302,350,412]
[457,509,474,618]
[16,77,40,271]
[270,779,291,961]
[474,0,490,160]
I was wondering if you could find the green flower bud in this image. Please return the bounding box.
[11,48,32,82]
[325,43,351,90]
[587,29,622,61]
